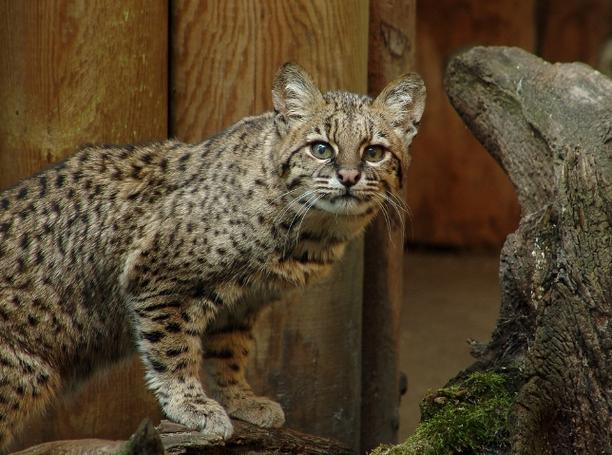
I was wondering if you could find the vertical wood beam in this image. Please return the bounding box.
[362,0,416,451]
[170,0,369,450]
[0,1,168,450]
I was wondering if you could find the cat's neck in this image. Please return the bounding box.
[274,198,375,259]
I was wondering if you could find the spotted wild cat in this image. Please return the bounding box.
[0,63,425,450]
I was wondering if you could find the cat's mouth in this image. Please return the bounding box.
[314,190,373,215]
[330,192,359,203]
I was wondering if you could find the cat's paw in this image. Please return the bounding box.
[165,397,233,439]
[227,395,285,428]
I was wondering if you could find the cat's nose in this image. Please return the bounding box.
[336,168,361,187]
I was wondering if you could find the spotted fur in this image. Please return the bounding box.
[0,63,425,450]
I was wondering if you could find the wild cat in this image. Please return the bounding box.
[0,63,425,449]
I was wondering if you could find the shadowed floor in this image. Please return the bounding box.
[399,250,501,439]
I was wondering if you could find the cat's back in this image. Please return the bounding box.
[0,142,193,356]
[0,142,182,274]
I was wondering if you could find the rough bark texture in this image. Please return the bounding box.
[12,419,351,455]
[444,46,611,454]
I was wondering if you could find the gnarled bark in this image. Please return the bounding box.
[443,46,610,454]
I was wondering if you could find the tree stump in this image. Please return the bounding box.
[444,45,611,454]
[444,46,610,455]
[374,46,610,455]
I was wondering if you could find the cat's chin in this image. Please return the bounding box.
[314,197,372,216]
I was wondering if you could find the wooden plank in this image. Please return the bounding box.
[405,0,533,247]
[362,0,416,451]
[1,0,168,451]
[170,0,369,140]
[536,0,612,69]
[0,0,167,189]
[170,0,369,450]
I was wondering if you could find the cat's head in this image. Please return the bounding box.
[272,63,425,217]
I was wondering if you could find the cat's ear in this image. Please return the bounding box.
[272,63,324,129]
[373,73,426,144]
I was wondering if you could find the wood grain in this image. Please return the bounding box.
[2,1,168,451]
[170,0,368,140]
[405,0,531,247]
[0,0,167,189]
[536,0,612,68]
[170,1,369,450]
[362,0,416,451]
[11,359,163,452]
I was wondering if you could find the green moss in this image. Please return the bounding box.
[371,371,515,455]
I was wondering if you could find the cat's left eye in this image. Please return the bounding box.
[363,145,386,163]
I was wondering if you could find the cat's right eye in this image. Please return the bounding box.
[310,142,334,160]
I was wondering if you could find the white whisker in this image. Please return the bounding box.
[293,194,324,246]
[281,191,321,256]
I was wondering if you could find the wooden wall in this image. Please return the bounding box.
[536,0,612,68]
[406,0,612,248]
[404,0,532,248]
[0,0,167,188]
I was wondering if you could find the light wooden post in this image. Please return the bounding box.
[0,1,168,450]
[362,0,415,451]
[170,0,369,450]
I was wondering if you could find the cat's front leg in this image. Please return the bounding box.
[130,293,233,439]
[203,328,285,428]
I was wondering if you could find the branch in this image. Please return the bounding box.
[12,419,352,455]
